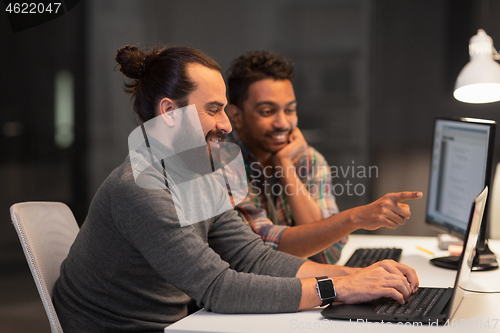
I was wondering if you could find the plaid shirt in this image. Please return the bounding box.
[224,131,347,264]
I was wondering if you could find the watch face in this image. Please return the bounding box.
[318,279,336,299]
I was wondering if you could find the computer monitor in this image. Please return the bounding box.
[426,116,498,271]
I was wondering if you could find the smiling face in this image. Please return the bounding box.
[231,78,297,161]
[185,63,231,146]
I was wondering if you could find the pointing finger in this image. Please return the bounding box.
[387,191,423,203]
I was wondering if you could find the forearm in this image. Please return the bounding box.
[297,261,361,310]
[278,159,322,225]
[277,209,357,257]
[299,277,321,309]
[296,260,360,278]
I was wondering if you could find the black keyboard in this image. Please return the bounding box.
[344,247,402,267]
[376,288,446,317]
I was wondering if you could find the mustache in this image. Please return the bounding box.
[205,130,226,142]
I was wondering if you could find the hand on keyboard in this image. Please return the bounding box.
[333,260,419,305]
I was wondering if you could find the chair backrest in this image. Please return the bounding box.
[10,202,80,333]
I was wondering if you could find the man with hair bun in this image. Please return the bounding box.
[225,50,423,264]
[52,45,419,332]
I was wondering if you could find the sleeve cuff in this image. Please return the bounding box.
[257,224,288,250]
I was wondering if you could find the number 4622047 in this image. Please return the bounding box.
[5,3,62,14]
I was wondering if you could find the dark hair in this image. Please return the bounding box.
[227,50,295,109]
[115,45,221,122]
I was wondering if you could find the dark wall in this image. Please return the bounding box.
[0,2,87,272]
[370,0,500,154]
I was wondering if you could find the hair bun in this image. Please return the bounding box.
[115,45,147,79]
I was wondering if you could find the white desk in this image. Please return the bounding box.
[165,235,500,333]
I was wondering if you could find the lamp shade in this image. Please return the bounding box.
[454,29,500,104]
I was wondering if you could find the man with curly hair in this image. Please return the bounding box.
[225,51,422,264]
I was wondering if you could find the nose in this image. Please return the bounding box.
[216,110,232,134]
[272,110,289,131]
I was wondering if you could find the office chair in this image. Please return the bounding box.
[10,202,80,333]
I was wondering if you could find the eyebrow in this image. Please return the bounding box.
[205,101,226,108]
[255,100,297,108]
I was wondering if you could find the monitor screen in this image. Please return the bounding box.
[426,117,495,239]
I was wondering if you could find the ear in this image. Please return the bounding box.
[226,104,243,130]
[158,98,178,127]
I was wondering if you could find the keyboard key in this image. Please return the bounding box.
[375,303,392,314]
[385,301,401,315]
[404,288,428,314]
[394,292,419,314]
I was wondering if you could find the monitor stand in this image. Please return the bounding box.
[430,240,498,271]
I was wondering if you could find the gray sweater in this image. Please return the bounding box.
[53,156,306,332]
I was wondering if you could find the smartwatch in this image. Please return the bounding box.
[315,276,336,306]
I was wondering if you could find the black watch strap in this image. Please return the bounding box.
[315,276,336,306]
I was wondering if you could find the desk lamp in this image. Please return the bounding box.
[449,29,499,271]
[454,29,500,104]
